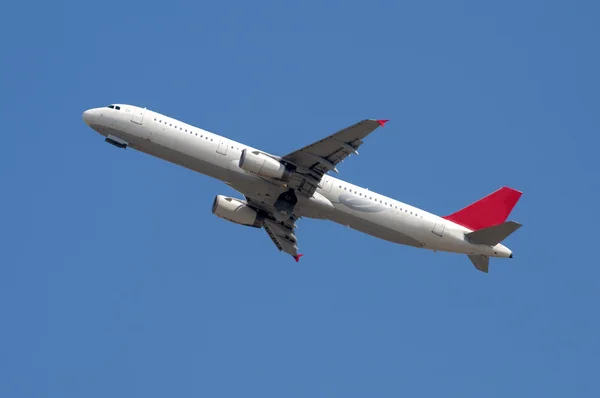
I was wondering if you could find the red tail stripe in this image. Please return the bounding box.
[442,187,522,231]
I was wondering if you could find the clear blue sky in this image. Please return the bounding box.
[1,1,599,396]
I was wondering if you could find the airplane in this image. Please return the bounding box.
[82,104,523,273]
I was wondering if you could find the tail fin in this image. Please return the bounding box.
[466,221,522,246]
[443,187,522,231]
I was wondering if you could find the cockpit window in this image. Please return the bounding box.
[115,106,120,110]
[108,105,114,109]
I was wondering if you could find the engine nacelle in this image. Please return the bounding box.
[212,195,264,228]
[238,149,292,182]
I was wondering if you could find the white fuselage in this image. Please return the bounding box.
[82,104,512,259]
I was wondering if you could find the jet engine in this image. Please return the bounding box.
[212,195,264,228]
[238,149,292,182]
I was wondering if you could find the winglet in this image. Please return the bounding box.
[377,119,389,127]
[293,254,304,262]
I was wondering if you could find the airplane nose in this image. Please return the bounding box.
[82,109,94,125]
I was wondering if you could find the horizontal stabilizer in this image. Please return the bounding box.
[466,221,522,246]
[468,255,489,273]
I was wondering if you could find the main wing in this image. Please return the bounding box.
[264,218,302,262]
[242,195,303,261]
[282,119,388,175]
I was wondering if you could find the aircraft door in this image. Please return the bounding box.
[131,107,145,125]
[216,139,228,155]
[432,221,445,237]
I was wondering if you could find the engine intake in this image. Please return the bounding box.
[238,149,292,182]
[212,195,264,228]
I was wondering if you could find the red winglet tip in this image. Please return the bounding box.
[377,119,389,127]
[294,254,304,262]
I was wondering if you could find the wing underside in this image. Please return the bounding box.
[263,218,302,261]
[280,119,387,196]
[242,195,303,261]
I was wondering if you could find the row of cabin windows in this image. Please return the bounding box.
[339,185,422,218]
[153,117,245,152]
[154,117,214,142]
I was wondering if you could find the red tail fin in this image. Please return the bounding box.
[442,187,522,231]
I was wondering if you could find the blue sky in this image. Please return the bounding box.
[1,0,599,396]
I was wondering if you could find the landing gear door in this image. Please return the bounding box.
[131,107,145,125]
